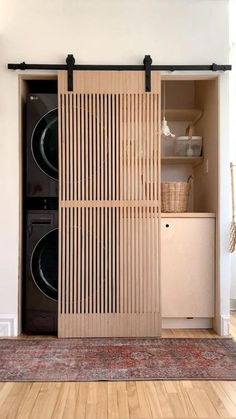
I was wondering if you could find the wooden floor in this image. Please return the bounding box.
[0,313,236,419]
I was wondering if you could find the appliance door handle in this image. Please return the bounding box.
[31,219,52,225]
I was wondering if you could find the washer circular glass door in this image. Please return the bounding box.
[31,229,58,301]
[32,109,58,180]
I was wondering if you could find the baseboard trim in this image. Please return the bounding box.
[162,318,213,329]
[220,314,230,336]
[230,299,236,310]
[0,316,228,336]
[0,315,17,337]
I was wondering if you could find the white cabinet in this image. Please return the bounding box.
[161,216,215,318]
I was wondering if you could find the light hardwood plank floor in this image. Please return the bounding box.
[0,313,235,419]
[1,380,236,418]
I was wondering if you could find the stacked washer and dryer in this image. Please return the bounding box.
[23,94,58,334]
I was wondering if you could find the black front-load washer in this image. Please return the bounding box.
[23,210,58,334]
[26,94,58,198]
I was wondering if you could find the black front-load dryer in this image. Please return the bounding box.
[23,210,58,334]
[26,94,58,198]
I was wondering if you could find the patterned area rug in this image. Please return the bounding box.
[0,338,236,381]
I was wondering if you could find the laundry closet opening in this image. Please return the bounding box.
[20,76,59,335]
[19,72,220,337]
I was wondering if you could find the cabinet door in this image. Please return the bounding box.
[161,218,215,317]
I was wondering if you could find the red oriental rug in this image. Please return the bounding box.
[0,338,235,381]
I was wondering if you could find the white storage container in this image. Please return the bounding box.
[175,136,202,157]
[161,137,175,156]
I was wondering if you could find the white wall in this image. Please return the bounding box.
[229,0,236,307]
[0,0,230,335]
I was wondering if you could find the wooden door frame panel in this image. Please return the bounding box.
[58,71,161,337]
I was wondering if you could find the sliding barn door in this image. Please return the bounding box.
[58,71,161,337]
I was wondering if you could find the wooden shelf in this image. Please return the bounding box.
[161,109,202,122]
[161,156,203,166]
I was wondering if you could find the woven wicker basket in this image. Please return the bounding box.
[161,177,192,213]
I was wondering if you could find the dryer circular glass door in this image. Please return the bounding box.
[31,229,58,301]
[32,109,58,180]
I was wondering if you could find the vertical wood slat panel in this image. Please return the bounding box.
[69,94,73,317]
[85,95,89,201]
[77,96,80,201]
[123,94,127,201]
[104,206,108,313]
[73,98,77,315]
[150,93,155,317]
[92,97,96,314]
[84,98,87,314]
[127,206,131,314]
[80,95,84,201]
[119,97,123,315]
[100,94,104,313]
[142,94,145,201]
[131,96,135,314]
[110,97,113,313]
[112,95,116,314]
[116,96,120,314]
[58,70,161,337]
[96,96,101,314]
[65,96,69,317]
[81,207,85,315]
[131,206,135,313]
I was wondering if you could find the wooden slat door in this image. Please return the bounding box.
[58,71,161,337]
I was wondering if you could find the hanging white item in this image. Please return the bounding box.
[161,117,175,138]
[161,80,175,138]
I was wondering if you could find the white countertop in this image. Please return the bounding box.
[161,212,216,218]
